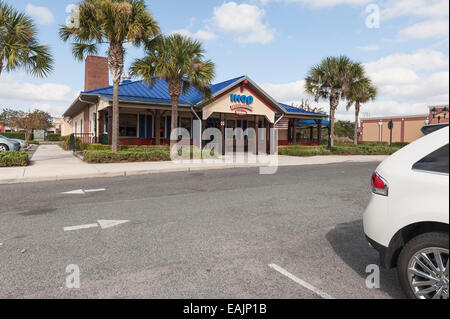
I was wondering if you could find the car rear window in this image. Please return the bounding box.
[412,144,449,174]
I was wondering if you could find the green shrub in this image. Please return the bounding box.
[82,149,171,163]
[2,132,26,140]
[278,144,401,157]
[391,142,409,148]
[27,140,40,145]
[47,133,61,141]
[278,145,330,156]
[60,135,87,151]
[0,151,29,167]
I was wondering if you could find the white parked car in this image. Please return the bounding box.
[364,126,449,299]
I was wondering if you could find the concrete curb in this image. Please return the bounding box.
[0,156,386,185]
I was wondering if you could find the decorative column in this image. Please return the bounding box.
[292,119,297,145]
[254,115,259,155]
[317,120,322,145]
[154,109,161,145]
[107,106,113,145]
[221,113,225,155]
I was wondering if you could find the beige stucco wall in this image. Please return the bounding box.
[404,120,425,142]
[362,122,380,142]
[362,117,427,143]
[202,87,275,123]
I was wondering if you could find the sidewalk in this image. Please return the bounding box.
[0,144,387,184]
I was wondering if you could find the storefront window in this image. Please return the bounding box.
[119,114,137,137]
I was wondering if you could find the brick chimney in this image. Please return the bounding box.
[84,56,109,91]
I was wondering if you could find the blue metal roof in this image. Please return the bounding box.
[297,120,330,127]
[81,76,325,117]
[83,76,246,106]
[278,103,325,116]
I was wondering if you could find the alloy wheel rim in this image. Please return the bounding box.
[0,146,7,151]
[408,247,449,299]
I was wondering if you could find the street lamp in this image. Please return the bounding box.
[431,107,437,118]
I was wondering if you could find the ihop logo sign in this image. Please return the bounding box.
[230,94,254,105]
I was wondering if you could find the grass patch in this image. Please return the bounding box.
[0,151,29,167]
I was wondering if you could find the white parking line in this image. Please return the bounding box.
[269,264,335,299]
[85,188,106,193]
[64,223,99,232]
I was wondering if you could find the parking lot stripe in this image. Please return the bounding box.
[63,223,99,232]
[269,264,335,299]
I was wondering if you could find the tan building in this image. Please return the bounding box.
[360,105,449,143]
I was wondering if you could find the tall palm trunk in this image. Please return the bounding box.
[108,43,124,152]
[168,79,182,148]
[354,101,360,145]
[170,95,179,134]
[329,92,340,148]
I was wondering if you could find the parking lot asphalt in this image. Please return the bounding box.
[0,162,405,299]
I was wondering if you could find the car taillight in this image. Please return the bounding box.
[371,171,389,196]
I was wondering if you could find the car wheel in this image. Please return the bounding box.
[397,232,449,299]
[0,143,9,152]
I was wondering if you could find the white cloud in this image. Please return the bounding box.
[25,4,54,25]
[260,49,449,121]
[364,49,449,72]
[261,80,307,102]
[381,0,449,20]
[31,103,67,117]
[212,2,275,44]
[0,76,73,103]
[364,50,449,105]
[397,19,449,41]
[170,29,217,41]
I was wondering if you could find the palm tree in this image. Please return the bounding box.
[59,0,160,152]
[305,56,354,148]
[130,34,215,147]
[345,69,377,145]
[0,1,53,77]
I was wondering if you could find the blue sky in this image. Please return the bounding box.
[0,0,448,120]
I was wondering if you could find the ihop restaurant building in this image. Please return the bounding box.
[63,56,327,153]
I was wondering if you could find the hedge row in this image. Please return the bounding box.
[1,132,27,140]
[82,149,171,163]
[1,132,61,141]
[47,134,62,141]
[278,144,403,157]
[0,151,29,167]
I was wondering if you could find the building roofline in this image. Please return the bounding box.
[361,114,429,121]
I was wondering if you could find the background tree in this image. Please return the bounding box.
[0,108,21,127]
[9,110,53,140]
[0,1,53,77]
[130,34,215,147]
[346,74,377,145]
[305,56,355,147]
[59,0,160,152]
[334,121,355,139]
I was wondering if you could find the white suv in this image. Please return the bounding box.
[364,126,449,299]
